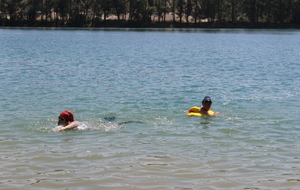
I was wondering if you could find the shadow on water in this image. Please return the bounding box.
[200,121,212,129]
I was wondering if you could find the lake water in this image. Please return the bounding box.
[1,27,300,189]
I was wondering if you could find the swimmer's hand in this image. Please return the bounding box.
[208,112,220,117]
[56,127,66,132]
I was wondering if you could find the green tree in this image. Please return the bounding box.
[201,0,216,22]
[130,0,153,22]
[185,0,192,23]
[291,0,300,23]
[155,0,164,22]
[229,0,238,22]
[6,0,20,24]
[111,0,127,20]
[244,0,256,23]
[176,0,185,23]
[0,0,7,20]
[90,0,102,25]
[19,0,42,22]
[100,0,112,21]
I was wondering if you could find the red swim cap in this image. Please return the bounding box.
[59,110,74,122]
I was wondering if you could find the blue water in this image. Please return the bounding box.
[1,28,300,189]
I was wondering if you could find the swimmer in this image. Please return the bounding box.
[56,110,79,132]
[198,96,220,116]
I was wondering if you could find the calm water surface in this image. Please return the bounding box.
[0,28,300,189]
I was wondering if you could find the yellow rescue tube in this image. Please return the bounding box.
[187,107,215,117]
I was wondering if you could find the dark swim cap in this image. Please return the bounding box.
[202,96,212,103]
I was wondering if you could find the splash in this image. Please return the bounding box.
[52,121,124,132]
[93,122,123,132]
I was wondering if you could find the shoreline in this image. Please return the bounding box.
[2,19,300,29]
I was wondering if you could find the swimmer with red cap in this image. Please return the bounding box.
[56,110,79,132]
[199,96,220,116]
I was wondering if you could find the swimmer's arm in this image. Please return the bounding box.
[210,112,220,116]
[64,121,79,129]
[57,121,79,132]
[200,108,220,117]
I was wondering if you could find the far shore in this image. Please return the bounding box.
[2,13,300,29]
[2,20,300,29]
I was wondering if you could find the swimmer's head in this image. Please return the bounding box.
[59,110,74,122]
[202,96,212,105]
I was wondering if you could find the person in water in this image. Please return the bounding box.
[56,110,79,132]
[199,96,220,116]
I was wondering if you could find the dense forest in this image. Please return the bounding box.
[1,0,300,27]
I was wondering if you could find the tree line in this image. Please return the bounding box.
[1,0,299,27]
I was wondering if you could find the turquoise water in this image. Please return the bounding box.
[1,28,300,189]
